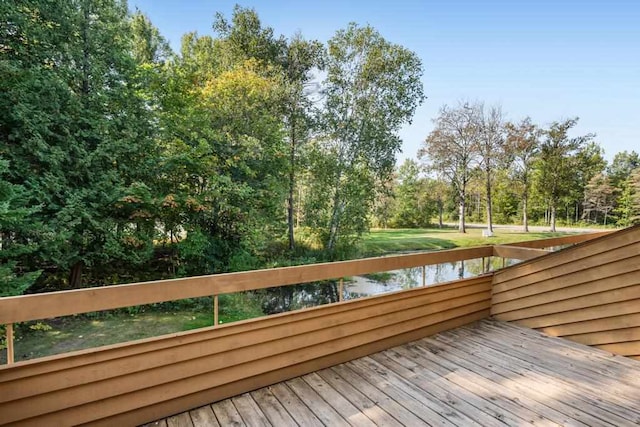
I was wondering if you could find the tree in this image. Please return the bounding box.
[505,117,541,231]
[371,176,395,229]
[281,34,324,251]
[583,173,614,225]
[390,159,435,228]
[1,0,159,288]
[608,150,640,189]
[0,159,42,296]
[608,151,640,222]
[307,23,424,254]
[571,142,606,222]
[420,102,480,233]
[616,168,640,226]
[158,22,290,273]
[130,11,172,65]
[477,104,505,233]
[213,5,286,68]
[426,178,450,229]
[535,118,594,232]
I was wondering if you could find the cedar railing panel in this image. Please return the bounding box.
[0,276,491,426]
[492,226,640,361]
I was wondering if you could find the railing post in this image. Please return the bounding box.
[339,278,344,302]
[502,257,506,268]
[482,257,486,273]
[422,266,426,286]
[213,295,219,327]
[6,323,14,364]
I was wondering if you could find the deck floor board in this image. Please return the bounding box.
[151,319,640,426]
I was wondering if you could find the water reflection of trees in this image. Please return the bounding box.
[259,257,520,314]
[261,281,339,314]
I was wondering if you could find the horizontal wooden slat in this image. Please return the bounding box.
[595,341,640,357]
[564,327,640,346]
[492,249,640,303]
[539,313,640,337]
[14,306,490,426]
[514,298,640,329]
[492,268,640,315]
[0,230,602,326]
[1,278,491,425]
[493,243,640,298]
[491,245,549,260]
[505,230,613,249]
[5,294,489,418]
[495,284,640,322]
[494,228,637,286]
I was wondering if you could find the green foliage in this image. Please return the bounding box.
[389,159,436,228]
[504,117,541,230]
[534,118,595,231]
[218,292,264,323]
[608,151,640,189]
[1,1,633,305]
[1,0,159,289]
[420,101,481,232]
[615,168,640,226]
[306,23,425,255]
[130,11,172,65]
[0,159,42,296]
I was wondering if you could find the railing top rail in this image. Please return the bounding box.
[0,231,608,324]
[505,230,614,248]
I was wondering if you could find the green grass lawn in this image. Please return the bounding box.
[360,227,569,256]
[1,311,213,363]
[1,292,263,363]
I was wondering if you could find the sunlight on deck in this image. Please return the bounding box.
[149,319,640,427]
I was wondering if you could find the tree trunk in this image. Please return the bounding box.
[486,171,493,233]
[326,190,342,253]
[81,1,90,96]
[438,201,443,229]
[69,260,83,289]
[287,123,296,251]
[550,204,557,232]
[544,207,548,225]
[522,195,529,232]
[458,193,466,233]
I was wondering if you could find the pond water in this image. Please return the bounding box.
[345,257,519,299]
[261,257,521,314]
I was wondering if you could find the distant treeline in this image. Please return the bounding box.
[377,104,639,233]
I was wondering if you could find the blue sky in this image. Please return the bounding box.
[132,0,639,163]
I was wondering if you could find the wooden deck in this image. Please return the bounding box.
[147,319,640,427]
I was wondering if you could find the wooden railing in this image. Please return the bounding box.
[0,231,613,426]
[0,231,609,365]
